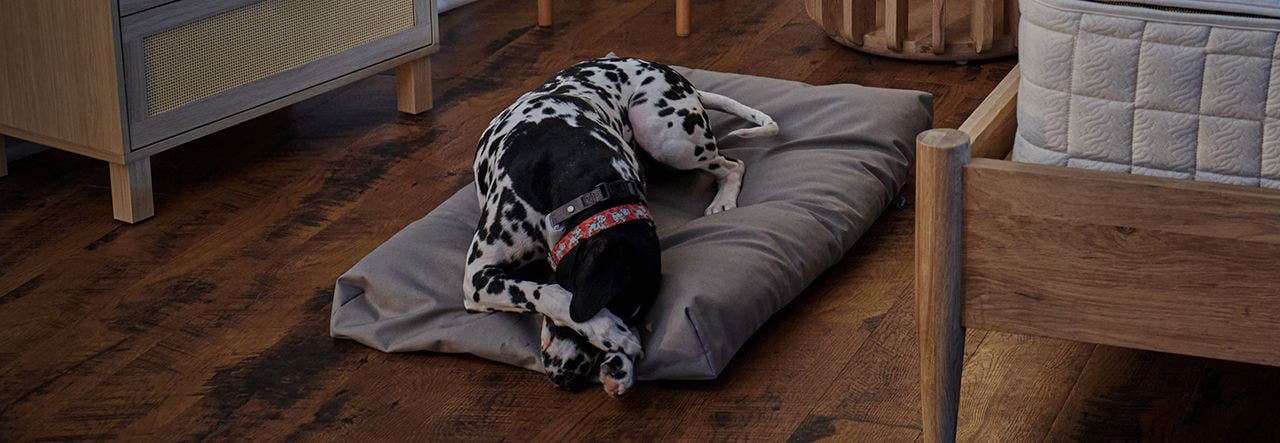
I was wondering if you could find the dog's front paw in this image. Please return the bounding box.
[575,310,642,356]
[599,352,635,397]
[541,320,601,391]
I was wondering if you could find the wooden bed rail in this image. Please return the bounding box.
[957,65,1018,159]
[962,160,1280,366]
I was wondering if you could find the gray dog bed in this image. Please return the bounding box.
[330,67,932,380]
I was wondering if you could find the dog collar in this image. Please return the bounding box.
[548,203,652,270]
[545,180,644,234]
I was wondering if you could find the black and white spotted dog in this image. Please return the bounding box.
[463,55,778,397]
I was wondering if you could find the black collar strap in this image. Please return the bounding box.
[546,180,644,233]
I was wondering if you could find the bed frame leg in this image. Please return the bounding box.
[916,129,970,443]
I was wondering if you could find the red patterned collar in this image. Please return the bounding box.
[548,203,652,270]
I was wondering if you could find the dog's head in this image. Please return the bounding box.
[553,221,661,324]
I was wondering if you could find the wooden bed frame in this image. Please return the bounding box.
[916,65,1280,442]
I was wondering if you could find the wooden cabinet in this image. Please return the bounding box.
[0,0,439,223]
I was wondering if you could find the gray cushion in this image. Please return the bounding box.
[329,67,933,380]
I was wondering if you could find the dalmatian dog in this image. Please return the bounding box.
[463,55,778,397]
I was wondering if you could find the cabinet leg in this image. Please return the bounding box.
[396,56,433,114]
[676,0,690,36]
[538,0,553,27]
[109,157,154,224]
[1,136,8,178]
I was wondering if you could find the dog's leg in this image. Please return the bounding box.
[629,79,767,215]
[463,236,642,356]
[630,108,746,215]
[540,316,602,391]
[702,156,746,215]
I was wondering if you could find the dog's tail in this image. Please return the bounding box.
[697,90,779,139]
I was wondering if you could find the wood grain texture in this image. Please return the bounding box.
[538,0,553,27]
[931,0,947,54]
[3,0,1276,440]
[885,0,908,50]
[0,0,127,161]
[971,0,992,52]
[956,332,1093,441]
[1046,347,1280,441]
[1005,0,1019,45]
[803,0,1017,61]
[841,0,856,43]
[396,57,434,114]
[963,159,1280,366]
[676,0,691,36]
[957,64,1017,160]
[916,129,970,443]
[109,157,154,223]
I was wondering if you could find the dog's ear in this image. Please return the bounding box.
[565,236,629,323]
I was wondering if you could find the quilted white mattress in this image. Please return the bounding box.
[1014,0,1280,189]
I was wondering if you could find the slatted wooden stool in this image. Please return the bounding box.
[804,0,1018,61]
[537,0,693,36]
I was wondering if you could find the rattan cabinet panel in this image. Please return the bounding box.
[121,0,434,148]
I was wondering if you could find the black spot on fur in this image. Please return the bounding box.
[485,277,504,294]
[681,113,704,134]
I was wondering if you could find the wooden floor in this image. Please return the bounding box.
[2,0,1279,440]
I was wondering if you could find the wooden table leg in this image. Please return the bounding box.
[676,0,691,36]
[538,0,553,27]
[110,156,154,224]
[916,129,970,443]
[396,56,433,114]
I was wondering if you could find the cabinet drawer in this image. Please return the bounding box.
[120,0,434,149]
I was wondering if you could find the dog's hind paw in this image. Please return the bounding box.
[599,352,635,397]
[704,201,736,215]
